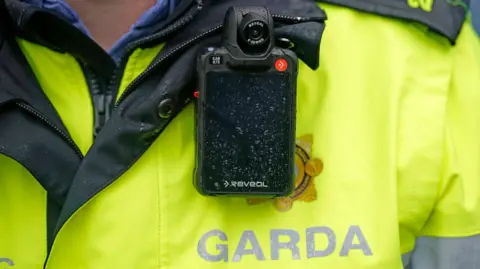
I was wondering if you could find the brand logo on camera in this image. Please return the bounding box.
[223,180,268,188]
[247,134,323,211]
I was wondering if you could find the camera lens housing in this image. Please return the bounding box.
[221,7,274,59]
[238,13,270,54]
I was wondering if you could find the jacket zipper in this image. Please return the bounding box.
[15,102,84,159]
[85,1,203,136]
[114,14,325,107]
[84,67,114,137]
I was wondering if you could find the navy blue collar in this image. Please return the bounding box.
[20,0,178,61]
[1,0,196,76]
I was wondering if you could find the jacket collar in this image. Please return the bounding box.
[0,5,68,132]
[0,0,325,113]
[0,0,199,76]
[3,0,116,76]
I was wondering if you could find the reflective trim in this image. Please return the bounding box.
[408,235,480,269]
[402,252,412,268]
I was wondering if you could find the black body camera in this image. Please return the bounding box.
[194,6,298,197]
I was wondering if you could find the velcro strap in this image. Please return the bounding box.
[318,0,470,44]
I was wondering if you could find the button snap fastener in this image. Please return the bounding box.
[157,98,174,119]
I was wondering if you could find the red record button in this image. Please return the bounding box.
[275,58,288,72]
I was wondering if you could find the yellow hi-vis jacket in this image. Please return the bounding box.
[0,0,479,268]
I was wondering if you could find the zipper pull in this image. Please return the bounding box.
[93,94,106,137]
[93,92,114,137]
[104,93,113,126]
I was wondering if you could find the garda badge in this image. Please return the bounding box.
[247,134,323,212]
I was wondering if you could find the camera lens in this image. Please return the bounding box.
[248,24,264,41]
[239,14,270,48]
[242,20,268,46]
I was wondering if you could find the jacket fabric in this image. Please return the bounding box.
[0,0,480,268]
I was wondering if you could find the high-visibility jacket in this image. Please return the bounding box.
[1,0,480,268]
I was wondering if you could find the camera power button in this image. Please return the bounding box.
[275,59,288,72]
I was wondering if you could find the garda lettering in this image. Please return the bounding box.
[198,226,372,262]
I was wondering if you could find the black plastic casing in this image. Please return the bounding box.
[194,6,298,197]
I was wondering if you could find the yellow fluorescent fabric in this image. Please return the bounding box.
[0,155,46,269]
[45,43,167,269]
[116,43,166,102]
[17,39,94,155]
[421,22,480,237]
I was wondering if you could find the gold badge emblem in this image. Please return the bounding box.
[247,134,323,212]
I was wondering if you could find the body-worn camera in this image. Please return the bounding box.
[194,6,298,197]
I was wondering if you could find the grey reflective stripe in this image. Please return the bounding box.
[402,252,412,268]
[407,235,480,269]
